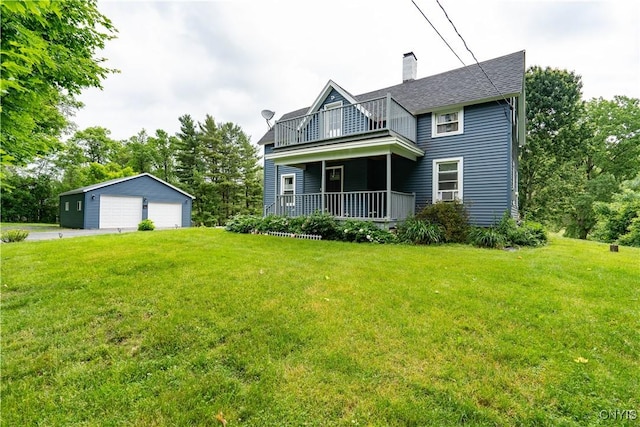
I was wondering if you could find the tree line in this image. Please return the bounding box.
[2,116,263,226]
[521,67,640,245]
[1,0,637,244]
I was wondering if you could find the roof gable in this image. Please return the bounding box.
[257,50,525,145]
[59,173,195,199]
[306,80,359,115]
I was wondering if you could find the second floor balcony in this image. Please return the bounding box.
[274,94,417,148]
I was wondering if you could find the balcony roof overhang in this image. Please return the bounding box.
[264,135,424,166]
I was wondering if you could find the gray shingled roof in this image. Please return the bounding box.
[257,50,524,145]
[59,173,195,198]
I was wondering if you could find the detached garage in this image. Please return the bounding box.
[59,173,194,229]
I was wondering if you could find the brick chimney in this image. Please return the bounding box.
[403,52,417,82]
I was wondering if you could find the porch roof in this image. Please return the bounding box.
[264,134,424,166]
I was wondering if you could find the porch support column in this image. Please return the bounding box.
[321,160,326,214]
[274,164,278,215]
[386,153,391,220]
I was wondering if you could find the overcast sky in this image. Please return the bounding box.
[74,0,640,151]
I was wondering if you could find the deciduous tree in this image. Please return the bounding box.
[0,0,117,166]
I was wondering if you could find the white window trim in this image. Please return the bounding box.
[324,101,343,138]
[65,201,70,211]
[432,108,464,138]
[77,201,82,211]
[432,157,463,202]
[281,173,296,207]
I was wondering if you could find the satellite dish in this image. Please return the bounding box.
[261,109,276,130]
[261,109,275,121]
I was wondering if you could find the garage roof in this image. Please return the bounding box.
[59,173,195,199]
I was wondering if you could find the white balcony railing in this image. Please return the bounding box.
[274,95,416,148]
[264,191,415,222]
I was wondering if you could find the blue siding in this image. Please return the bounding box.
[263,99,515,226]
[263,144,276,207]
[263,144,304,213]
[320,88,349,109]
[81,175,192,228]
[304,163,322,193]
[406,101,512,225]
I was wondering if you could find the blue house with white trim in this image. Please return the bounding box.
[257,51,525,226]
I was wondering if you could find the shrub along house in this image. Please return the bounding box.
[59,173,194,229]
[258,51,525,226]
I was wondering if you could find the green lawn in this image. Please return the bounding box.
[2,229,638,426]
[1,222,62,232]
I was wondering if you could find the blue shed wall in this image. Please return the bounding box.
[83,175,192,228]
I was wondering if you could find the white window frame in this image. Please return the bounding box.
[281,173,296,207]
[432,157,463,202]
[77,201,82,211]
[65,201,70,212]
[432,108,464,137]
[324,101,343,138]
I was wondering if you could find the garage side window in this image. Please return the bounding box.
[77,201,82,211]
[65,202,70,211]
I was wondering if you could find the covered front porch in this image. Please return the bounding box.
[265,190,416,221]
[264,135,424,223]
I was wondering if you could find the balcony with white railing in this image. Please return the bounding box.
[264,191,415,222]
[274,94,417,148]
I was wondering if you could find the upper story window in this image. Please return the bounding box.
[324,101,343,138]
[432,108,464,137]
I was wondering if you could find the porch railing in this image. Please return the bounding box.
[274,94,416,148]
[264,191,415,222]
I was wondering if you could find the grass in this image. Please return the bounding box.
[2,229,638,426]
[1,222,62,232]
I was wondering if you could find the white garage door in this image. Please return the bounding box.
[99,196,143,229]
[147,203,182,228]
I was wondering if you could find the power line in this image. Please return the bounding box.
[434,0,513,110]
[410,0,467,69]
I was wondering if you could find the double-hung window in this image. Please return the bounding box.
[432,108,464,137]
[324,101,343,138]
[433,157,463,202]
[281,174,295,207]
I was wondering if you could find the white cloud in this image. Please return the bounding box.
[74,0,640,151]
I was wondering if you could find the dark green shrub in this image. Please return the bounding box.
[137,219,155,231]
[617,217,640,247]
[225,214,262,233]
[495,212,547,247]
[1,229,29,243]
[416,201,469,243]
[299,212,338,240]
[519,221,548,246]
[255,215,290,233]
[397,217,444,245]
[496,211,518,238]
[287,216,307,234]
[470,227,505,249]
[338,219,395,243]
